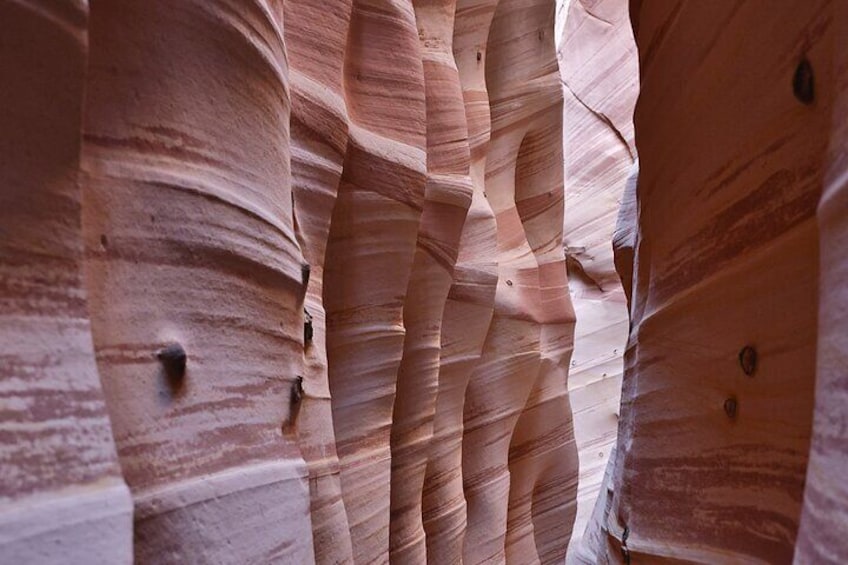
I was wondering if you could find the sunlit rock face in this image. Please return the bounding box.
[463,0,579,562]
[556,0,638,559]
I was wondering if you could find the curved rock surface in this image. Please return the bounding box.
[0,0,612,561]
[389,1,473,561]
[420,2,499,562]
[81,1,313,562]
[19,1,848,564]
[590,2,834,563]
[459,1,579,563]
[285,0,355,561]
[0,2,132,562]
[323,2,426,562]
[557,0,638,557]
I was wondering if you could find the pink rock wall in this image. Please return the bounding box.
[0,2,132,562]
[421,2,499,562]
[10,1,848,564]
[285,0,355,562]
[389,1,473,561]
[557,0,638,557]
[81,1,314,561]
[1,1,577,563]
[593,2,834,563]
[460,1,579,562]
[323,1,426,561]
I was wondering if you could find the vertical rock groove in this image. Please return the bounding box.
[501,3,579,563]
[324,1,426,562]
[389,1,473,562]
[421,1,500,562]
[284,0,355,562]
[460,0,579,562]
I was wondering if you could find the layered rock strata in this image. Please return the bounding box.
[557,0,638,556]
[421,2,500,563]
[592,2,833,563]
[284,0,356,561]
[460,1,579,563]
[322,1,426,561]
[1,1,578,563]
[389,1,473,562]
[81,1,314,562]
[0,3,132,562]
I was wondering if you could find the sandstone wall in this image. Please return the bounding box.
[421,2,499,563]
[0,3,132,562]
[323,2,426,561]
[285,0,355,561]
[82,1,314,561]
[469,1,578,562]
[557,0,638,557]
[590,2,835,563]
[1,1,577,563]
[10,2,848,564]
[795,3,848,562]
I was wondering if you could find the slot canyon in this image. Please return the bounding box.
[1,0,846,563]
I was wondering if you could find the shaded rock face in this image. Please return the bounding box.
[0,3,132,563]
[1,1,578,563]
[795,4,848,562]
[584,2,843,564]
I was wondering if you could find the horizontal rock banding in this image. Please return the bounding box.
[82,1,313,561]
[0,2,132,562]
[600,2,832,563]
[0,1,583,563]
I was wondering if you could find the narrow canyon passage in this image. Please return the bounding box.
[2,1,848,565]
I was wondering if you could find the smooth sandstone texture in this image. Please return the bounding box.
[421,1,500,562]
[82,1,314,562]
[572,161,636,565]
[284,0,356,562]
[557,0,638,557]
[502,3,578,563]
[324,1,426,562]
[461,1,579,563]
[3,1,585,563]
[0,2,132,563]
[595,2,832,563]
[389,1,473,562]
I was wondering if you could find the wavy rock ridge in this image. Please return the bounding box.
[14,2,848,564]
[1,1,578,563]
